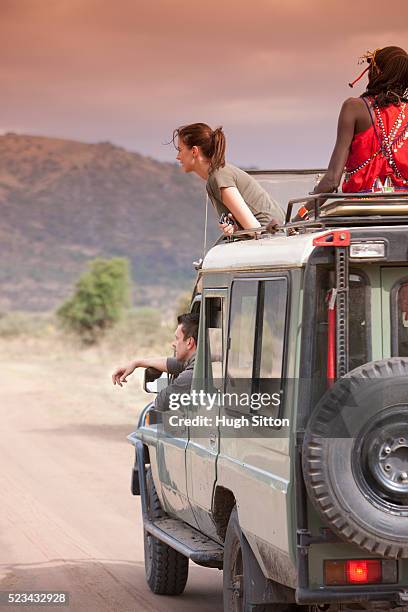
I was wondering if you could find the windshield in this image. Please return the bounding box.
[248,169,325,212]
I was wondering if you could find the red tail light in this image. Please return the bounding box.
[346,560,381,584]
[324,559,396,586]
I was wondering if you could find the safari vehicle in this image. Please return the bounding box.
[128,170,408,611]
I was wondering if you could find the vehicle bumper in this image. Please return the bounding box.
[296,586,408,606]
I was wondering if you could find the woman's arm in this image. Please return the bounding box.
[220,187,261,230]
[314,98,358,194]
[293,98,359,221]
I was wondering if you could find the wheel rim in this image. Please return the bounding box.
[354,406,408,514]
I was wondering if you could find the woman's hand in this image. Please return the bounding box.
[219,213,237,235]
[265,218,280,233]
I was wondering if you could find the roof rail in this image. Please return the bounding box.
[286,192,408,228]
[212,226,279,247]
[209,191,408,253]
[247,168,326,176]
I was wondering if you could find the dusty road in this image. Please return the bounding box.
[0,340,223,611]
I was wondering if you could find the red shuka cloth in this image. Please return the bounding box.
[342,101,408,193]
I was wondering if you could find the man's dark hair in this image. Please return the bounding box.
[177,312,199,345]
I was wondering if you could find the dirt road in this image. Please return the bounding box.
[0,341,223,611]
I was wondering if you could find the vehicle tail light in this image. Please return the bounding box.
[346,560,381,584]
[324,559,397,586]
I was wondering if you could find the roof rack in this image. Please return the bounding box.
[210,191,408,251]
[247,168,326,176]
[286,192,408,229]
[212,226,275,247]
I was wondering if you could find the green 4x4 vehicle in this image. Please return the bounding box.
[128,170,408,611]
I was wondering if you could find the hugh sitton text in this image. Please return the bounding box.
[168,414,289,428]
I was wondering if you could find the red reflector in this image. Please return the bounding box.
[346,560,382,584]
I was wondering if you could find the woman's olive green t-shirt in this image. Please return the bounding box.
[206,163,285,228]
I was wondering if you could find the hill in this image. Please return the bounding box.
[0,133,217,311]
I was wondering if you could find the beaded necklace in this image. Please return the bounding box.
[345,98,408,185]
[373,100,407,183]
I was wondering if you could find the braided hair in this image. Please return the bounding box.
[363,46,408,107]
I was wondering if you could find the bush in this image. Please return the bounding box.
[57,258,131,343]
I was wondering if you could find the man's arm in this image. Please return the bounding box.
[112,357,168,387]
[166,357,186,377]
[155,368,193,412]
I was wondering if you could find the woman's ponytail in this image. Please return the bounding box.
[211,127,226,173]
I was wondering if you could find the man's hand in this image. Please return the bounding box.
[112,361,137,387]
[112,356,168,388]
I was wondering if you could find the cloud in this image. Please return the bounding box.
[0,0,407,165]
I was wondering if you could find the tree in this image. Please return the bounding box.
[57,258,131,343]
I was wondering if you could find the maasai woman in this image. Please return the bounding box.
[296,46,408,220]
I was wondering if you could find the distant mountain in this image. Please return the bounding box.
[0,134,218,311]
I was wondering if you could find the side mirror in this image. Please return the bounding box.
[143,368,168,393]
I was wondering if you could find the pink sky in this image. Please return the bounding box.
[1,0,407,167]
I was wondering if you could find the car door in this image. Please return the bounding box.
[155,298,201,526]
[185,289,227,537]
[217,275,293,558]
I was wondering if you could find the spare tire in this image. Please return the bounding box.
[303,357,408,558]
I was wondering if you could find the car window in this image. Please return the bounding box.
[226,277,288,415]
[227,281,258,381]
[257,279,287,380]
[226,281,258,407]
[349,273,370,370]
[249,170,325,212]
[253,279,288,417]
[205,296,225,390]
[395,281,408,356]
[313,270,370,402]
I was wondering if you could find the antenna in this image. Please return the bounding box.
[203,193,209,257]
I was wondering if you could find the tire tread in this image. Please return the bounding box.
[144,468,189,595]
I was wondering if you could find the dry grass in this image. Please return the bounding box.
[0,309,175,424]
[0,310,175,390]
[0,308,173,354]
